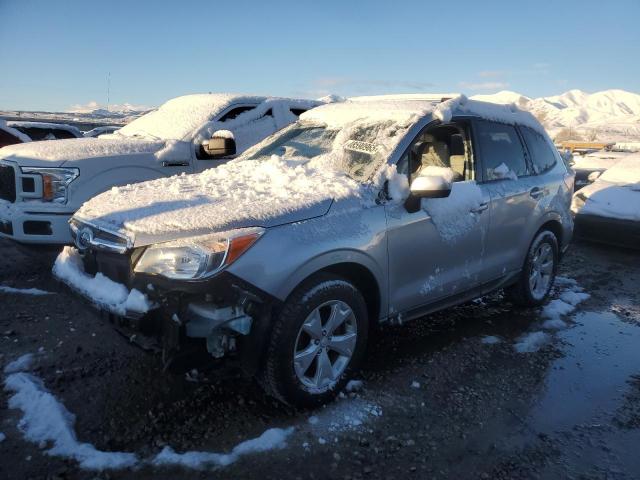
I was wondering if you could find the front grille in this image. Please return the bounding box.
[0,165,16,203]
[82,250,132,286]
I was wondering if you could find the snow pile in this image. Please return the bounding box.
[4,353,35,374]
[0,285,52,296]
[4,372,138,470]
[8,121,83,138]
[420,165,457,183]
[152,427,294,470]
[572,151,631,171]
[514,331,550,353]
[0,432,5,442]
[307,398,382,435]
[421,180,484,242]
[53,247,151,315]
[571,153,640,221]
[490,162,518,180]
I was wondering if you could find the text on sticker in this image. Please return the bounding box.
[343,140,379,155]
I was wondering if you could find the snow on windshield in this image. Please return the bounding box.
[117,94,264,141]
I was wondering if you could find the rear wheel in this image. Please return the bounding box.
[260,273,369,407]
[507,230,558,307]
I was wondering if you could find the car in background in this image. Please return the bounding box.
[8,121,83,141]
[83,125,121,137]
[56,94,574,406]
[571,150,631,190]
[572,153,640,249]
[0,119,31,148]
[0,93,322,246]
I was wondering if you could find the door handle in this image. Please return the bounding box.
[530,187,544,199]
[470,202,489,214]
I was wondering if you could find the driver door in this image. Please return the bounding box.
[385,121,491,317]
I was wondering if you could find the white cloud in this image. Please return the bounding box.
[458,81,510,91]
[67,101,151,114]
[478,70,505,78]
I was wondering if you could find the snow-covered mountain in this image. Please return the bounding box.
[471,89,640,142]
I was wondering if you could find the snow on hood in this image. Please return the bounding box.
[0,137,164,167]
[75,155,367,245]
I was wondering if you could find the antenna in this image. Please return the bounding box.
[107,72,111,112]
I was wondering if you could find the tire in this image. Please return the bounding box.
[260,273,369,407]
[506,229,559,307]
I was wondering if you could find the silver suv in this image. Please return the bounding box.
[57,94,575,406]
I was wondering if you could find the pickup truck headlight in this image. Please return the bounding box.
[134,227,264,280]
[21,167,80,204]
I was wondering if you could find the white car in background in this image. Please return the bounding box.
[0,93,322,246]
[571,150,632,190]
[572,153,640,248]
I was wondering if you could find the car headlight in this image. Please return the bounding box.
[134,227,264,280]
[21,167,80,204]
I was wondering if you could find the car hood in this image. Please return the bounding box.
[0,137,165,167]
[74,155,367,247]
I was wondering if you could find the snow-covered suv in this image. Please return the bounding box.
[0,94,320,245]
[56,94,574,406]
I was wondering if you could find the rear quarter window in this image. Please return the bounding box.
[521,127,557,174]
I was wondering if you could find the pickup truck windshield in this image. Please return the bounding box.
[246,121,407,182]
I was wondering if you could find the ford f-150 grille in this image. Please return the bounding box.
[0,165,16,203]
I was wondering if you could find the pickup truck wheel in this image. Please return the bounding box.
[507,230,558,307]
[260,273,368,407]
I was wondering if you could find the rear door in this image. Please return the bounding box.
[472,119,537,281]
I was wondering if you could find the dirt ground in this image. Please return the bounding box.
[0,238,639,480]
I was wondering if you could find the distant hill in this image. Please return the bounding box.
[472,89,640,142]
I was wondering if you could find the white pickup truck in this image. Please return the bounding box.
[0,94,321,246]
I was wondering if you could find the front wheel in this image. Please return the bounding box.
[260,273,369,407]
[506,230,559,307]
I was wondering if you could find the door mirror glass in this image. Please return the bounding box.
[200,132,236,159]
[409,175,452,199]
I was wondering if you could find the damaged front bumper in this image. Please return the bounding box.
[54,247,277,366]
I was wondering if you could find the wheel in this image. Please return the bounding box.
[506,229,558,307]
[260,273,369,407]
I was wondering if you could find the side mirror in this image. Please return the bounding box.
[404,175,452,213]
[201,133,236,159]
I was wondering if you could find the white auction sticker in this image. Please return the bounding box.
[343,140,379,155]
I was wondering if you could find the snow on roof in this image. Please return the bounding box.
[7,121,83,137]
[117,94,321,142]
[0,119,31,143]
[301,94,546,134]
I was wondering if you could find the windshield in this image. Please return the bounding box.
[245,119,410,182]
[117,95,230,141]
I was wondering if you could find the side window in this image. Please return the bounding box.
[520,127,557,174]
[475,120,528,180]
[395,122,474,183]
[218,106,255,122]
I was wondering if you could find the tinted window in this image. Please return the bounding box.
[290,108,307,116]
[219,106,255,122]
[521,127,557,174]
[475,121,528,180]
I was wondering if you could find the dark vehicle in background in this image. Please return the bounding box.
[0,120,30,148]
[83,126,121,138]
[7,121,83,141]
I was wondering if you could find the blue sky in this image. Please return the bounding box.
[1,0,638,111]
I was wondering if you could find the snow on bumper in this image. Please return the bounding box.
[52,247,152,317]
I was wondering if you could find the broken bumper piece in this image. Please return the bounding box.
[52,247,153,319]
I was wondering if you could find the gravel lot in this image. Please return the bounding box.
[1,238,639,480]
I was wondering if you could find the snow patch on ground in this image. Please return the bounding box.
[514,331,550,353]
[0,432,5,442]
[151,427,294,470]
[307,398,382,436]
[53,247,151,316]
[480,335,502,345]
[541,277,590,326]
[4,353,35,374]
[345,380,364,393]
[4,372,138,470]
[0,285,52,296]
